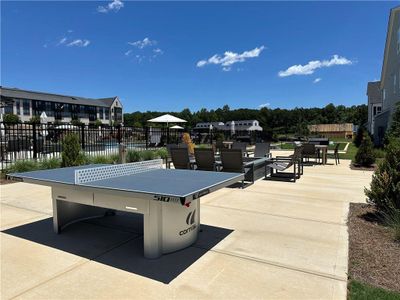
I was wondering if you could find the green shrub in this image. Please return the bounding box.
[353,126,367,148]
[110,153,120,164]
[354,135,376,166]
[40,158,61,169]
[156,148,168,159]
[29,115,41,124]
[365,137,400,212]
[140,150,156,161]
[6,160,39,173]
[373,148,386,159]
[94,119,103,127]
[71,118,83,126]
[89,155,113,164]
[61,133,85,167]
[383,209,400,241]
[3,113,20,124]
[127,150,141,163]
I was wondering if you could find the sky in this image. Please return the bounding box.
[1,1,398,113]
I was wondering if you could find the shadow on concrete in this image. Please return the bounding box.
[2,212,233,283]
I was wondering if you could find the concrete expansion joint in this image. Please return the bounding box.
[203,204,347,227]
[2,202,52,216]
[198,246,347,283]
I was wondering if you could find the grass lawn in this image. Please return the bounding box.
[339,142,358,160]
[348,280,400,300]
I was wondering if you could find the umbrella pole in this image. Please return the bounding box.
[167,122,169,144]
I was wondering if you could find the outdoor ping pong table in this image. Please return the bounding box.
[9,159,244,258]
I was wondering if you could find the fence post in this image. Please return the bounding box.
[81,124,85,150]
[145,126,149,150]
[117,125,122,144]
[32,123,38,159]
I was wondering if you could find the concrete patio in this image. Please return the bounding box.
[1,155,373,299]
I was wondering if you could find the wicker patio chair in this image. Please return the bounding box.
[232,141,248,156]
[327,143,340,165]
[254,142,271,158]
[170,147,191,169]
[220,149,245,188]
[302,143,319,164]
[194,148,217,171]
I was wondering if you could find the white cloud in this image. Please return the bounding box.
[313,78,322,83]
[259,103,270,108]
[57,37,67,45]
[128,37,157,49]
[153,48,163,55]
[125,49,133,56]
[67,39,90,47]
[196,46,265,71]
[97,0,124,13]
[278,55,353,77]
[67,29,73,33]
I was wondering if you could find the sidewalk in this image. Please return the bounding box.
[1,158,372,299]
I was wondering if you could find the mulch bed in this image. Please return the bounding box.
[348,203,400,293]
[350,163,377,171]
[0,177,16,185]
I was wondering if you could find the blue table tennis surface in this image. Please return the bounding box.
[10,165,243,197]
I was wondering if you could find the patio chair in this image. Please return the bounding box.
[165,144,177,168]
[254,142,271,158]
[232,141,248,156]
[302,143,319,164]
[267,146,303,182]
[194,148,217,171]
[220,149,245,188]
[327,143,340,165]
[170,147,191,170]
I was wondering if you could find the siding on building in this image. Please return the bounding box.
[373,6,400,144]
[0,87,124,125]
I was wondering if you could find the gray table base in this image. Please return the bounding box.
[51,186,200,259]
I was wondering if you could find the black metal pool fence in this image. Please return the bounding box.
[0,122,181,171]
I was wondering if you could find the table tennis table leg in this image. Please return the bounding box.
[52,197,111,234]
[143,200,163,259]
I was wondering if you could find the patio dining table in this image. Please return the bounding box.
[315,145,328,165]
[190,156,271,183]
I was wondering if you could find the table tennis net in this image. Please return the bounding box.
[74,159,163,184]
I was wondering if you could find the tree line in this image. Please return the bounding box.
[124,103,367,135]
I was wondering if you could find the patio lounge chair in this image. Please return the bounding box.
[170,147,191,169]
[267,146,303,182]
[327,143,340,165]
[194,148,217,171]
[254,142,271,158]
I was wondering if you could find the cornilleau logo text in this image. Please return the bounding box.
[179,210,197,236]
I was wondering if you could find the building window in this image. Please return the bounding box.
[105,108,110,120]
[4,102,13,114]
[15,100,21,115]
[62,104,71,118]
[23,100,30,115]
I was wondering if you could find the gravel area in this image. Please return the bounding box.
[348,203,400,293]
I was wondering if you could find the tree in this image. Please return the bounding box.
[386,102,400,139]
[3,113,19,124]
[61,133,85,167]
[354,126,366,147]
[365,137,400,211]
[354,135,376,166]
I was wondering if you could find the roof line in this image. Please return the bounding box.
[380,6,400,88]
[0,86,117,101]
